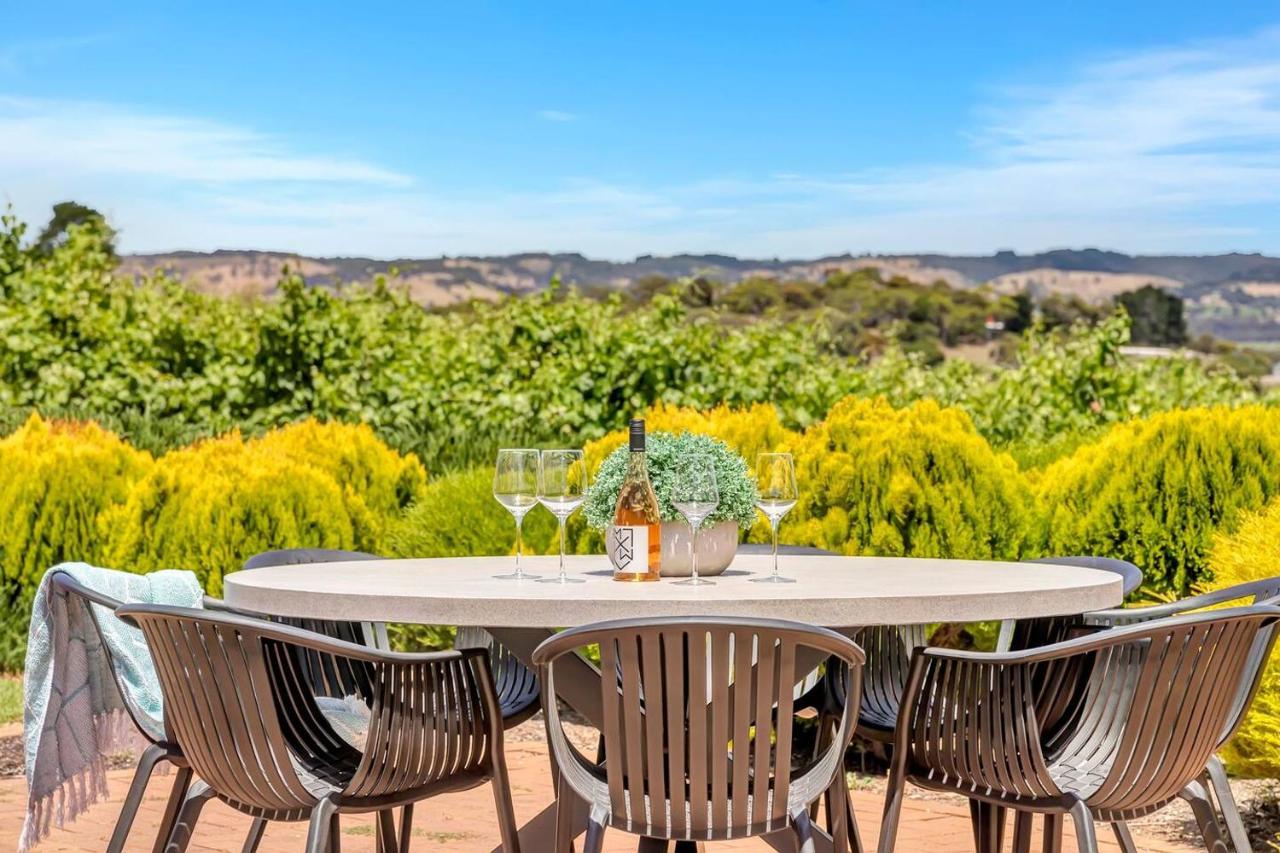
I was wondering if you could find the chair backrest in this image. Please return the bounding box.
[534,617,864,841]
[238,548,384,700]
[1028,556,1144,595]
[897,606,1280,815]
[1005,556,1145,652]
[47,571,165,744]
[846,624,927,732]
[1083,576,1280,747]
[118,603,501,812]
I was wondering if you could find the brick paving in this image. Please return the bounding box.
[0,725,1197,853]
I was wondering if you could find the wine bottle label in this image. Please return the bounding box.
[607,525,649,573]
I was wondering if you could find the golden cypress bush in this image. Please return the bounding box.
[1037,406,1280,597]
[103,431,365,595]
[583,402,797,474]
[254,419,427,541]
[0,414,153,587]
[1204,501,1280,777]
[788,397,1033,558]
[0,414,154,669]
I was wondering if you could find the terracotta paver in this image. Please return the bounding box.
[0,735,1197,852]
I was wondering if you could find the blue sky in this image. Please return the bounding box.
[2,2,1279,258]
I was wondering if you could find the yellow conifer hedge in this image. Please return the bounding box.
[1037,406,1280,597]
[788,397,1034,558]
[0,414,154,668]
[1203,500,1280,777]
[583,401,797,473]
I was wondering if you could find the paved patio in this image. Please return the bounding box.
[0,723,1197,853]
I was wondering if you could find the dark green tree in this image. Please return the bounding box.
[1116,285,1187,346]
[34,201,116,258]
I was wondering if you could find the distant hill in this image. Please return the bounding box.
[120,248,1280,341]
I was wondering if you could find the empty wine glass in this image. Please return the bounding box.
[493,449,540,580]
[672,455,719,587]
[536,449,587,584]
[750,452,798,583]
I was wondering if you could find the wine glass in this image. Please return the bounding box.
[672,455,720,587]
[750,452,798,583]
[493,449,540,580]
[536,449,587,584]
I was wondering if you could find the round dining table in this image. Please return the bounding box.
[223,553,1123,853]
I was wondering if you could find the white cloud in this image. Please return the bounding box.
[536,109,577,122]
[3,26,1280,257]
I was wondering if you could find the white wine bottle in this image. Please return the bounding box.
[609,419,662,581]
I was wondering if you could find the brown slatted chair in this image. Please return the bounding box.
[116,603,522,853]
[877,605,1280,853]
[240,549,542,729]
[1067,577,1280,853]
[533,616,866,853]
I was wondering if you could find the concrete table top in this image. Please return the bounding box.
[223,553,1123,628]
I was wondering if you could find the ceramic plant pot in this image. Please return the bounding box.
[658,520,739,577]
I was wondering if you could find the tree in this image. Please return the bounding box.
[1116,285,1187,346]
[34,201,115,258]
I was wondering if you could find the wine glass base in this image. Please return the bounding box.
[673,577,715,586]
[493,571,540,580]
[749,574,796,583]
[536,576,586,584]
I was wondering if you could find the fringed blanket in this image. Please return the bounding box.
[20,563,203,852]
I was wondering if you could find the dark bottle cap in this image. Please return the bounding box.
[629,419,645,451]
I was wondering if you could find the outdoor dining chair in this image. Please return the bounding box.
[533,616,866,853]
[240,548,542,728]
[877,605,1280,853]
[44,571,206,853]
[1063,576,1280,853]
[116,602,522,853]
[996,556,1145,652]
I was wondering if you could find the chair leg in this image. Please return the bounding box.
[153,765,193,853]
[846,786,865,853]
[329,814,341,853]
[241,817,267,853]
[583,806,608,853]
[305,797,338,853]
[1042,813,1064,853]
[1182,780,1231,853]
[1067,801,1098,853]
[398,804,414,853]
[1012,812,1033,853]
[376,810,398,853]
[792,809,817,853]
[163,780,214,853]
[1206,755,1251,853]
[1110,822,1137,853]
[824,774,850,853]
[971,801,1006,853]
[491,757,523,853]
[877,763,907,853]
[555,774,577,853]
[107,743,166,853]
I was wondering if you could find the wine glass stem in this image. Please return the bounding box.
[558,517,567,581]
[691,522,700,583]
[771,518,780,579]
[515,514,525,578]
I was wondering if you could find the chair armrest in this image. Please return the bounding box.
[1086,578,1280,625]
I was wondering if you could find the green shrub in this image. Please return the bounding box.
[0,414,154,671]
[384,466,559,651]
[386,466,557,559]
[788,397,1034,559]
[1202,500,1280,776]
[1037,406,1280,597]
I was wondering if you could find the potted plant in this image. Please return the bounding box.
[584,431,758,576]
